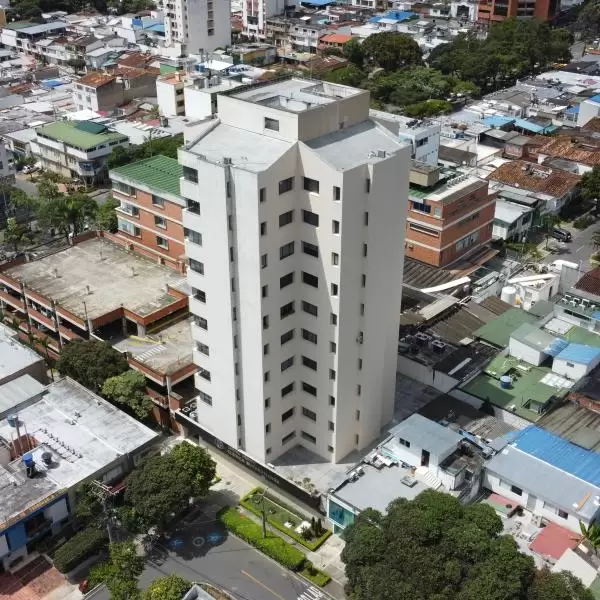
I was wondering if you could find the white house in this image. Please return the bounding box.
[508,323,567,366]
[492,199,533,241]
[552,344,600,380]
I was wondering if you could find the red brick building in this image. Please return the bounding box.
[477,0,558,22]
[405,164,496,268]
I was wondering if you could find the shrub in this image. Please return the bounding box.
[218,507,305,570]
[240,488,331,551]
[574,215,595,230]
[300,563,331,587]
[52,527,108,573]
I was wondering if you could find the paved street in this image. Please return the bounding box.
[89,510,329,600]
[540,220,600,270]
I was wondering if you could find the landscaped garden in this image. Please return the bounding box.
[241,487,331,551]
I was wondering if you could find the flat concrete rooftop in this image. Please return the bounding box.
[331,462,429,514]
[231,78,362,112]
[0,377,159,527]
[0,323,44,384]
[5,238,186,321]
[113,317,194,376]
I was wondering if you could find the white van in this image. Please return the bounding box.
[549,260,579,273]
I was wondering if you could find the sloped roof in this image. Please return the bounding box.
[575,267,600,297]
[556,343,600,365]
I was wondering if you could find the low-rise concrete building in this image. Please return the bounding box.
[0,323,47,386]
[0,375,159,570]
[31,120,129,185]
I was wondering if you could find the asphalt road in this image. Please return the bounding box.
[541,220,600,270]
[90,512,328,600]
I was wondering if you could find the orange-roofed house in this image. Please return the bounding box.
[74,68,158,114]
[318,33,353,52]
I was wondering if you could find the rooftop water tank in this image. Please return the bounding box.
[501,285,517,306]
[500,375,512,389]
[22,452,34,467]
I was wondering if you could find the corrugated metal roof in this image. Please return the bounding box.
[110,155,183,198]
[556,343,600,365]
[474,307,538,348]
[513,425,600,488]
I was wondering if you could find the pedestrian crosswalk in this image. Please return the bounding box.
[298,586,327,600]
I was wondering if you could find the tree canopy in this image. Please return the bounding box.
[95,198,119,232]
[428,19,572,91]
[361,32,423,71]
[124,444,216,531]
[342,490,593,600]
[581,165,600,202]
[36,192,97,240]
[102,370,154,420]
[573,0,600,41]
[108,134,184,169]
[143,574,192,600]
[56,340,129,392]
[89,541,144,600]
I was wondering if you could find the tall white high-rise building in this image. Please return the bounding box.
[179,78,410,464]
[243,0,285,39]
[162,0,231,55]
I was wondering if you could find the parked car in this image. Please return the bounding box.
[551,227,572,242]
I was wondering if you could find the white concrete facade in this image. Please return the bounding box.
[179,78,410,465]
[243,0,286,38]
[163,0,230,55]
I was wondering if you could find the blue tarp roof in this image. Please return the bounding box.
[592,311,600,320]
[146,23,165,32]
[566,105,580,114]
[513,426,600,487]
[589,94,600,104]
[481,115,514,128]
[369,10,416,22]
[545,338,570,357]
[41,79,64,88]
[513,118,556,134]
[556,343,600,365]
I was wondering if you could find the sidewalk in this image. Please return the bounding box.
[174,438,349,598]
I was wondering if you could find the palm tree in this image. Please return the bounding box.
[578,521,600,554]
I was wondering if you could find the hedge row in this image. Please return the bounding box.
[300,563,332,588]
[218,507,305,571]
[52,527,108,573]
[240,489,331,551]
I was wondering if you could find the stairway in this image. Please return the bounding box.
[415,466,443,490]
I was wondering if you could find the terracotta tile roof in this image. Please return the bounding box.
[575,268,600,296]
[117,52,153,68]
[583,117,600,133]
[487,160,580,197]
[538,135,600,166]
[77,71,116,88]
[319,33,352,44]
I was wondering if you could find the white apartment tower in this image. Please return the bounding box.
[243,0,285,38]
[162,0,231,55]
[179,78,410,465]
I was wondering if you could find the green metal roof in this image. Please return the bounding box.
[473,308,538,348]
[110,155,183,198]
[564,325,600,348]
[5,21,36,30]
[36,121,128,151]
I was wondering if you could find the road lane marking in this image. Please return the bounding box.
[241,569,287,600]
[576,245,585,252]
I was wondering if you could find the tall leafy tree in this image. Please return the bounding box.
[361,32,423,71]
[341,490,591,600]
[343,38,365,67]
[95,198,119,232]
[102,370,154,420]
[36,192,97,240]
[89,541,144,600]
[56,340,129,392]
[169,442,216,498]
[3,217,31,251]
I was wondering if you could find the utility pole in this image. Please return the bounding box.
[258,488,267,538]
[90,480,115,544]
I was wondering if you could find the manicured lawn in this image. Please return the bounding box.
[241,488,331,551]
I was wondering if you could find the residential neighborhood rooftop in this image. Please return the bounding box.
[0,324,44,384]
[4,237,186,321]
[474,307,538,348]
[36,120,127,150]
[110,155,183,198]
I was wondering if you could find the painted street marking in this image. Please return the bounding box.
[168,538,184,548]
[207,532,223,544]
[193,536,205,548]
[241,570,286,600]
[298,587,326,600]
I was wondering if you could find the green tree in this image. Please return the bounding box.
[143,574,191,600]
[36,171,64,201]
[343,38,365,67]
[102,370,154,420]
[95,198,119,232]
[107,137,184,169]
[341,489,589,600]
[36,192,97,240]
[56,339,128,392]
[573,0,600,41]
[124,453,197,531]
[322,65,367,87]
[3,217,31,251]
[581,165,600,204]
[579,521,600,554]
[89,541,143,600]
[74,482,103,527]
[169,442,216,498]
[403,99,453,118]
[361,32,422,71]
[528,568,594,600]
[9,186,38,214]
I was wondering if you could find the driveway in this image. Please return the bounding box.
[89,509,329,600]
